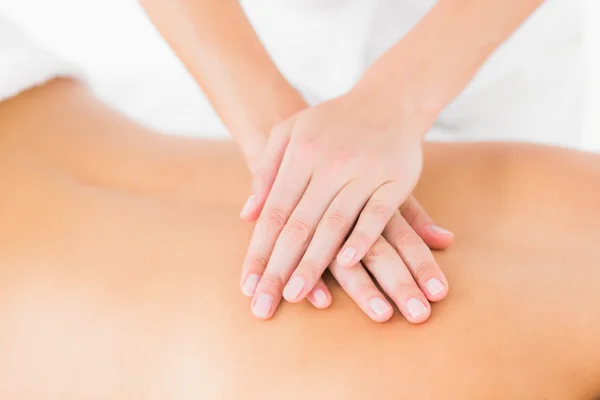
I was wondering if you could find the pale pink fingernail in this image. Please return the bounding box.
[407,298,427,319]
[369,297,391,316]
[239,195,256,218]
[313,288,328,306]
[252,294,273,318]
[337,247,356,266]
[242,274,259,296]
[428,224,453,236]
[283,277,305,300]
[425,278,445,296]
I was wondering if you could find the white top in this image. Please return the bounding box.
[0,0,587,147]
[0,14,83,102]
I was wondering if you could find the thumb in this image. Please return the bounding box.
[239,120,292,221]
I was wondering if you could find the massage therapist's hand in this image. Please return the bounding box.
[239,80,452,322]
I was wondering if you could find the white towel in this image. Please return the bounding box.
[0,14,83,102]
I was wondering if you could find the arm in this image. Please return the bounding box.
[359,0,546,126]
[140,0,454,323]
[138,0,306,170]
[239,0,546,321]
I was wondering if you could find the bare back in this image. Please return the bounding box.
[0,80,599,399]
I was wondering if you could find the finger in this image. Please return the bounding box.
[362,236,431,323]
[383,211,449,302]
[336,181,405,267]
[400,196,453,250]
[240,152,311,300]
[240,120,292,221]
[306,278,332,309]
[329,260,393,323]
[283,179,372,303]
[258,178,340,305]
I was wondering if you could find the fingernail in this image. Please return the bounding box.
[337,247,356,266]
[369,297,391,316]
[425,278,445,296]
[407,298,427,319]
[283,277,305,300]
[429,224,453,236]
[252,294,273,318]
[242,274,259,296]
[239,195,256,218]
[313,288,328,306]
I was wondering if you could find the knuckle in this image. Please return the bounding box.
[264,207,287,231]
[324,210,348,234]
[355,280,375,296]
[247,255,268,272]
[331,148,354,168]
[258,273,285,293]
[393,230,421,248]
[368,200,391,219]
[363,239,391,261]
[298,259,323,282]
[294,135,318,157]
[349,231,370,250]
[284,219,312,244]
[391,281,419,301]
[342,274,371,297]
[411,259,436,282]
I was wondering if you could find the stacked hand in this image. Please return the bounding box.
[239,83,453,323]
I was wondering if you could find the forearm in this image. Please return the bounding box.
[357,0,545,133]
[139,0,305,156]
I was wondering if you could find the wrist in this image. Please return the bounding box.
[354,0,543,133]
[231,77,307,172]
[229,76,307,140]
[251,79,308,137]
[350,66,443,142]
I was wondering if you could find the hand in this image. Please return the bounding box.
[239,83,451,321]
[328,197,453,322]
[242,191,453,322]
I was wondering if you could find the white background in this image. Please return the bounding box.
[1,0,598,149]
[583,0,600,150]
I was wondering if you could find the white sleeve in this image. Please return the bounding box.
[0,14,84,102]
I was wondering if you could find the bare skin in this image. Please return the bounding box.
[0,80,599,399]
[139,0,546,321]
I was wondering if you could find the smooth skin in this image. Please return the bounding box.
[140,0,548,322]
[141,0,542,323]
[1,81,599,399]
[139,0,454,323]
[238,0,547,321]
